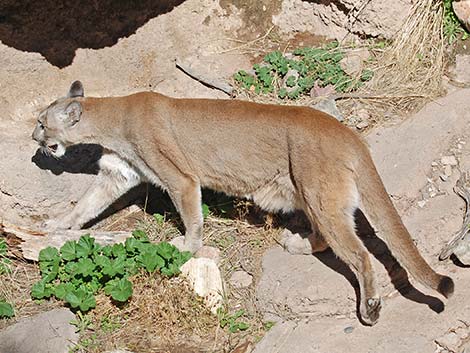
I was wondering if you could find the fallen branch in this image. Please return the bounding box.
[1,222,130,261]
[439,171,470,264]
[175,58,234,96]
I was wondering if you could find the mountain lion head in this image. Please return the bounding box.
[32,81,84,158]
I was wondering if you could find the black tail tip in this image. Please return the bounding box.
[438,276,454,299]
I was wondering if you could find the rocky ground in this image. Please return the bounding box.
[0,0,470,352]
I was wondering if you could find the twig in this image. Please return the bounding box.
[216,25,275,55]
[439,171,470,263]
[175,59,234,96]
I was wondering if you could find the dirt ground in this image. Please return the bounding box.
[0,1,469,352]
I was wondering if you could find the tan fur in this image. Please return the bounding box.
[32,82,454,325]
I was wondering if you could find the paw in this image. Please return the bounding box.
[170,236,203,254]
[360,297,382,326]
[280,229,312,255]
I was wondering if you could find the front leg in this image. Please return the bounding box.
[44,154,141,230]
[168,177,204,253]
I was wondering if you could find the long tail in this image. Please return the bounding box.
[355,149,454,298]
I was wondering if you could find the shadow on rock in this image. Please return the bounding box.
[0,0,186,68]
[355,208,445,314]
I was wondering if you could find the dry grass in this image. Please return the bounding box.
[81,272,220,353]
[340,0,446,122]
[0,256,60,330]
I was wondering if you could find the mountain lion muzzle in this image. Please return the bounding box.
[32,81,454,325]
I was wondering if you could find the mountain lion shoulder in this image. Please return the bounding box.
[32,81,454,326]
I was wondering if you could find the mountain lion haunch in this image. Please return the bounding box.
[32,81,454,325]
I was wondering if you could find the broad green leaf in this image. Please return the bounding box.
[0,301,14,318]
[76,235,95,258]
[155,242,176,260]
[76,258,96,277]
[108,278,133,302]
[102,256,126,277]
[100,245,113,257]
[41,261,59,283]
[124,258,139,275]
[111,243,126,258]
[54,282,75,300]
[132,229,149,241]
[38,247,60,263]
[94,255,110,269]
[153,213,165,225]
[137,251,164,273]
[65,288,96,312]
[161,262,180,277]
[125,237,141,255]
[65,261,79,276]
[31,280,53,299]
[172,251,192,267]
[60,240,77,261]
[202,204,210,219]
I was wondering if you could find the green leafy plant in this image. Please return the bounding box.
[0,300,14,318]
[0,238,12,275]
[443,0,470,44]
[217,308,250,333]
[233,41,373,100]
[31,232,192,313]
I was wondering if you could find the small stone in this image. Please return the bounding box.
[339,50,369,77]
[180,258,223,314]
[444,165,453,177]
[417,200,426,208]
[128,204,141,213]
[196,246,221,264]
[356,120,369,130]
[230,270,253,288]
[344,326,354,334]
[356,108,370,121]
[441,155,458,166]
[313,99,344,122]
[431,161,438,167]
[440,174,448,182]
[281,69,300,93]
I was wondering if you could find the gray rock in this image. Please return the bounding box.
[453,1,470,32]
[355,120,369,130]
[441,155,458,166]
[451,54,470,84]
[256,247,355,322]
[0,308,78,353]
[312,99,344,122]
[229,270,253,288]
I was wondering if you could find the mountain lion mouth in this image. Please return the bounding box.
[47,144,58,153]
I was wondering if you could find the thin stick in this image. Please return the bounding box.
[175,59,234,96]
[439,171,470,261]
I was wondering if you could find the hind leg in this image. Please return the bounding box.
[302,180,381,325]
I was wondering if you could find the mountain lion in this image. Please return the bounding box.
[32,81,453,325]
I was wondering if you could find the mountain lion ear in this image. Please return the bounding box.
[67,81,84,98]
[63,101,82,126]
